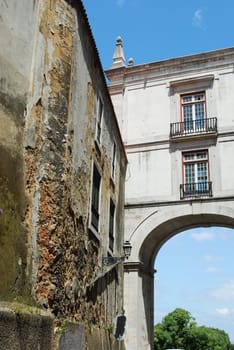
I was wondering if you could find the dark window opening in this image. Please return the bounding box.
[91,164,101,231]
[109,199,115,252]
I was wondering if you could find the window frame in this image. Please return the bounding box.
[108,198,115,253]
[96,97,103,145]
[182,149,211,197]
[180,91,207,132]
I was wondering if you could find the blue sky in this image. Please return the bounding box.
[82,0,234,341]
[82,0,234,70]
[155,227,234,341]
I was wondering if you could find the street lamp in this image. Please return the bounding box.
[102,240,132,267]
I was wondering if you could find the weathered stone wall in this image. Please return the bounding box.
[0,303,53,350]
[25,0,77,315]
[0,0,39,301]
[0,0,127,348]
[58,322,125,350]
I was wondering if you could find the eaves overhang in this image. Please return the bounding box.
[67,0,128,164]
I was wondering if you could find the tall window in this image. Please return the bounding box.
[182,150,209,195]
[111,142,116,180]
[181,92,206,132]
[91,164,101,231]
[109,199,115,252]
[96,98,103,144]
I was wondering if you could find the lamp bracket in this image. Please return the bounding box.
[102,256,124,266]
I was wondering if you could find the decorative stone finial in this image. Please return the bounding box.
[116,36,122,44]
[128,57,134,66]
[110,36,126,68]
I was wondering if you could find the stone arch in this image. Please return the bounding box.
[124,201,234,350]
[128,203,234,268]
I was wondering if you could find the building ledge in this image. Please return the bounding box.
[170,131,218,143]
[125,195,234,209]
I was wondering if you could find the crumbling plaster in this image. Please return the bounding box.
[0,1,126,341]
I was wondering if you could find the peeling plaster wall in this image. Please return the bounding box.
[0,0,127,346]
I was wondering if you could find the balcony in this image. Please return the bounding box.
[180,181,213,199]
[170,117,217,139]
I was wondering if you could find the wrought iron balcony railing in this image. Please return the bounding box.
[170,117,217,138]
[180,181,212,199]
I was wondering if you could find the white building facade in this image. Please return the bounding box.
[106,41,234,350]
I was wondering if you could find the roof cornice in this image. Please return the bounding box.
[105,47,234,93]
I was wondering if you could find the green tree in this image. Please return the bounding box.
[154,308,195,349]
[185,325,209,350]
[185,325,232,350]
[154,308,232,350]
[206,327,231,350]
[154,323,172,350]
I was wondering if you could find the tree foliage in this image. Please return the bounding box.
[154,308,233,350]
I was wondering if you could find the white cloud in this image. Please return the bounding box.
[216,307,231,316]
[191,231,214,242]
[211,280,234,301]
[192,9,204,29]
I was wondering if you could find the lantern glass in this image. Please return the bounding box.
[123,240,132,259]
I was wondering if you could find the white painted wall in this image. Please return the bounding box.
[0,0,39,97]
[107,49,234,204]
[106,47,234,350]
[126,149,171,202]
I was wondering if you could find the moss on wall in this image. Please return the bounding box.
[0,0,126,335]
[0,91,25,126]
[0,146,28,301]
[0,304,53,350]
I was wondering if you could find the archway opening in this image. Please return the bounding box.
[154,226,234,343]
[124,209,234,349]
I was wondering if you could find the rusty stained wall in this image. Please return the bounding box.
[23,0,127,330]
[68,0,127,326]
[0,0,126,333]
[24,0,76,315]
